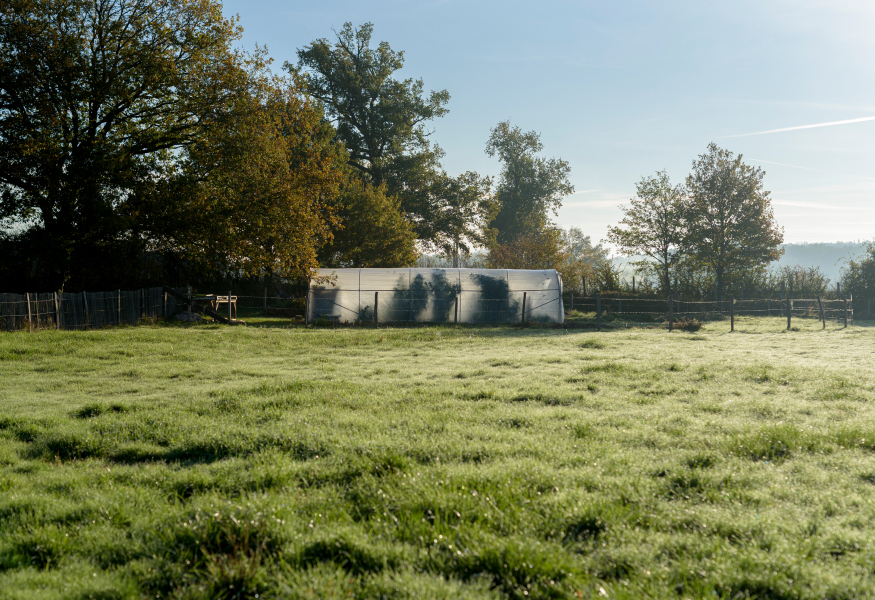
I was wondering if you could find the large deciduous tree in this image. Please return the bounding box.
[607,170,687,293]
[317,169,417,268]
[293,23,460,242]
[684,143,783,299]
[0,0,259,290]
[140,81,346,281]
[485,121,574,245]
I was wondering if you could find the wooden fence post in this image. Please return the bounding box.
[304,285,311,325]
[229,290,233,323]
[787,300,792,330]
[82,291,89,330]
[596,292,601,332]
[668,291,673,332]
[730,296,734,332]
[522,292,527,324]
[818,296,825,329]
[374,291,379,326]
[54,292,60,329]
[26,292,33,332]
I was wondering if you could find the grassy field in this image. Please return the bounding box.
[1,316,875,599]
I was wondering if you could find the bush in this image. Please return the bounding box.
[672,316,702,332]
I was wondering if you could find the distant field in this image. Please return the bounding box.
[1,317,875,599]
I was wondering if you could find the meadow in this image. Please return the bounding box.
[1,315,875,599]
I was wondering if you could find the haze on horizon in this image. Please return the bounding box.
[223,0,875,247]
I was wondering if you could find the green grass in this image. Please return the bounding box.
[1,317,875,599]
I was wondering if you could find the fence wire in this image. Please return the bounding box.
[0,288,184,331]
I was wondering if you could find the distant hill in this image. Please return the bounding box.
[612,242,871,283]
[774,242,869,281]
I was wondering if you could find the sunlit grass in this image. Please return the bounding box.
[1,317,874,599]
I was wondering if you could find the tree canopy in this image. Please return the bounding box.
[485,121,574,244]
[685,143,784,298]
[0,0,348,291]
[607,170,687,293]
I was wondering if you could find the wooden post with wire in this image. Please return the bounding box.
[787,300,792,330]
[374,292,379,326]
[522,292,527,324]
[730,296,734,332]
[596,292,601,331]
[26,292,33,332]
[818,296,825,330]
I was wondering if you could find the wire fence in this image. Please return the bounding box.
[0,288,184,331]
[562,293,859,331]
[3,286,866,332]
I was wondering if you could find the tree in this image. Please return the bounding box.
[0,0,260,290]
[141,81,346,281]
[607,171,687,293]
[317,170,417,268]
[487,229,567,272]
[559,227,610,293]
[684,144,784,299]
[424,171,495,265]
[485,121,574,244]
[293,23,456,242]
[839,243,875,300]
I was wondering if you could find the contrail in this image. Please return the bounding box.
[749,158,875,181]
[729,116,875,137]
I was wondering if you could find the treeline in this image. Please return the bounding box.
[0,3,579,293]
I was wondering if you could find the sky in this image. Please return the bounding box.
[222,0,875,247]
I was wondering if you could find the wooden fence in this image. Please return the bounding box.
[0,287,183,331]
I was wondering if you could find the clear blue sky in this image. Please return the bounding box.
[223,0,875,247]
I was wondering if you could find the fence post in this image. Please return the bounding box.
[730,296,734,332]
[844,296,849,328]
[304,284,311,325]
[818,296,825,329]
[163,291,167,319]
[668,290,673,332]
[83,291,89,330]
[522,292,527,324]
[850,293,853,326]
[618,292,622,314]
[187,286,192,314]
[583,277,587,297]
[54,292,61,329]
[632,276,635,294]
[374,291,379,326]
[787,300,792,330]
[596,292,601,331]
[229,290,233,323]
[26,292,33,332]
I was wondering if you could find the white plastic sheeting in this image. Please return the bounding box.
[307,268,564,324]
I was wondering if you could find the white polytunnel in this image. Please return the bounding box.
[306,268,564,324]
